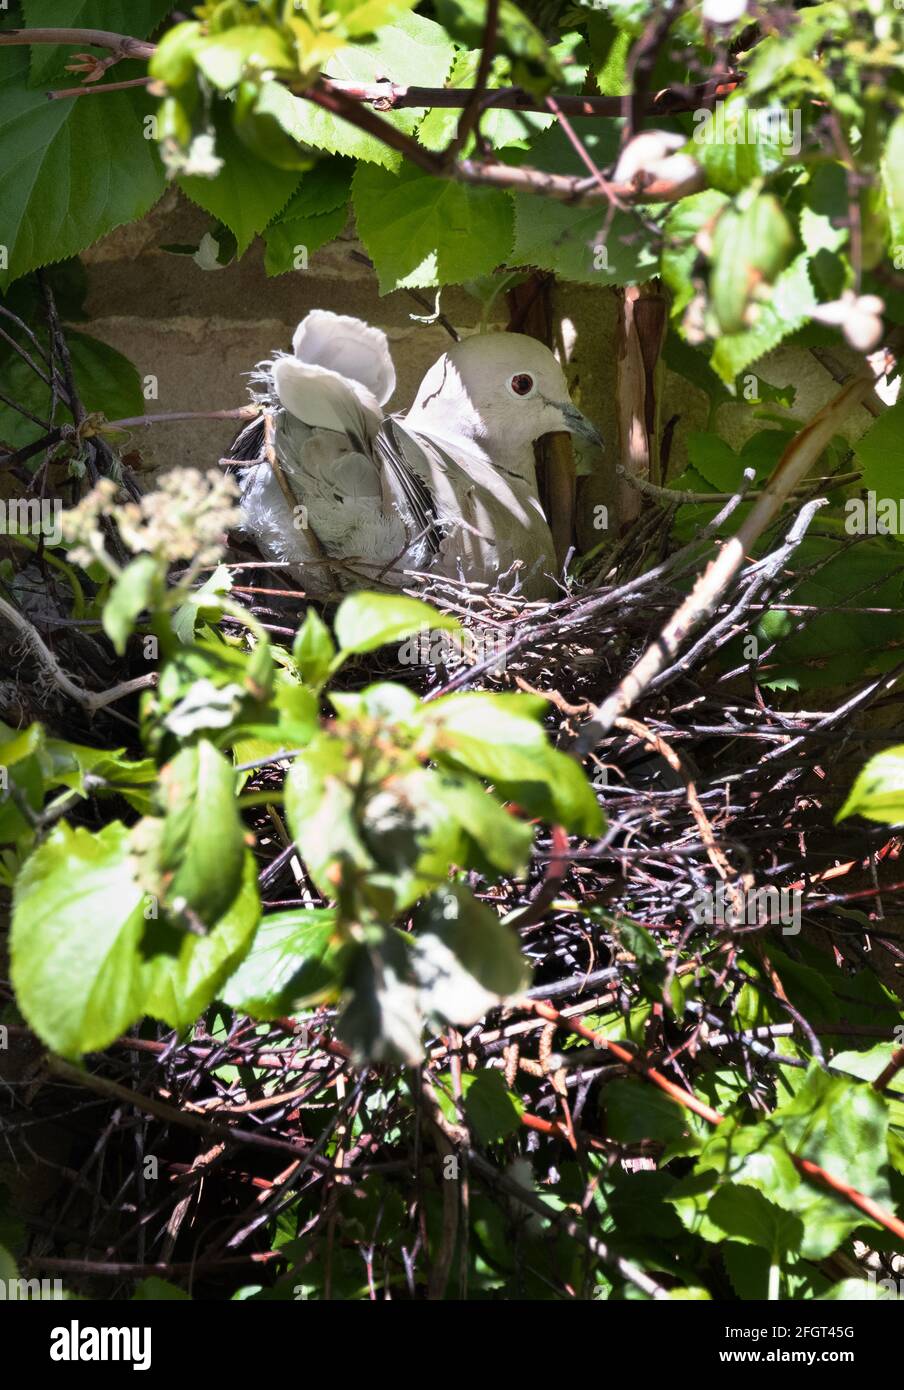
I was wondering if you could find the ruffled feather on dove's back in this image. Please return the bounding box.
[231,310,602,600]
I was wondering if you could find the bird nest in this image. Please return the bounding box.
[3,461,904,1298]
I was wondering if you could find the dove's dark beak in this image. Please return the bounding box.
[556,401,604,449]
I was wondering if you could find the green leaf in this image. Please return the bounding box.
[707,1184,802,1256]
[836,746,904,825]
[710,195,795,335]
[178,105,301,256]
[330,681,420,722]
[820,1278,901,1300]
[132,1277,191,1301]
[769,1067,892,1257]
[103,554,159,656]
[0,49,164,290]
[336,0,421,37]
[424,694,603,838]
[511,190,658,287]
[11,821,145,1057]
[41,737,157,813]
[692,97,795,195]
[662,189,731,317]
[411,882,530,1026]
[157,739,246,924]
[140,850,260,1029]
[417,49,552,154]
[428,773,533,876]
[586,12,632,95]
[22,1,174,87]
[711,253,817,384]
[0,328,144,450]
[292,608,336,688]
[263,157,352,274]
[338,938,424,1064]
[852,399,904,515]
[231,80,317,172]
[220,907,343,1017]
[285,733,375,894]
[194,25,294,90]
[351,766,461,912]
[353,159,514,292]
[882,114,904,248]
[334,591,458,654]
[462,1068,525,1143]
[172,564,234,644]
[433,0,562,93]
[258,12,454,170]
[0,721,43,767]
[605,1079,701,1151]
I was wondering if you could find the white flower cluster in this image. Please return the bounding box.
[62,469,241,570]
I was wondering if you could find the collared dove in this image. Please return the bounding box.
[233,310,602,600]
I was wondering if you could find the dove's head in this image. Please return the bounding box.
[406,331,603,472]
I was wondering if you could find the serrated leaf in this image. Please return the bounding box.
[11,821,145,1057]
[178,106,301,255]
[354,160,514,292]
[0,49,164,290]
[710,253,817,384]
[264,204,347,275]
[707,1184,802,1256]
[259,12,454,170]
[334,591,458,653]
[22,1,174,87]
[511,191,658,287]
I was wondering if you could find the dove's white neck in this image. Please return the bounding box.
[404,365,540,488]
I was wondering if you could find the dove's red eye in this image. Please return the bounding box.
[509,373,535,397]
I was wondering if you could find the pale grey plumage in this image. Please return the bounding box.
[234,310,602,600]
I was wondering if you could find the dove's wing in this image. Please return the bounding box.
[384,419,557,596]
[236,334,412,595]
[292,310,396,406]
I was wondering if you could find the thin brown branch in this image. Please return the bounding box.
[327,74,739,117]
[444,0,499,163]
[47,75,154,99]
[0,27,155,59]
[575,364,883,753]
